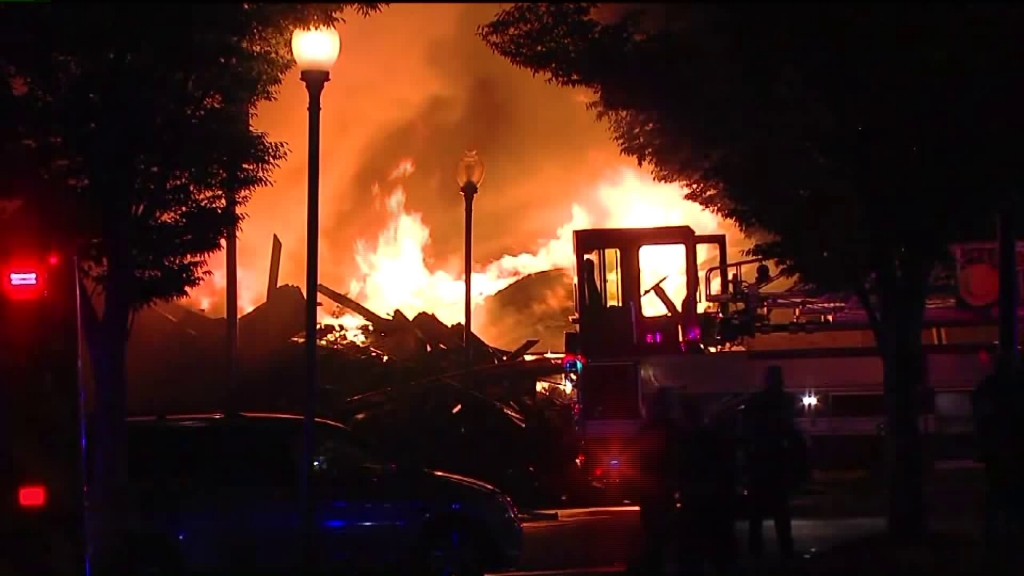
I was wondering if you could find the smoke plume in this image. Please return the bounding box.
[192,4,743,342]
[201,3,616,311]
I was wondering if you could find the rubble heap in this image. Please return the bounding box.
[125,235,578,507]
[317,283,541,370]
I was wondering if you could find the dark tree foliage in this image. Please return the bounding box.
[481,3,1024,539]
[0,3,385,569]
[1,3,385,309]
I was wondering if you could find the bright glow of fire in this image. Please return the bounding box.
[195,253,262,316]
[330,159,732,336]
[188,157,739,344]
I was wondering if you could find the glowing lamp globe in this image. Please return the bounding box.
[456,151,485,189]
[291,26,341,72]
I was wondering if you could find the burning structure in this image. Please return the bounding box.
[186,3,747,339]
[126,232,582,506]
[126,5,749,503]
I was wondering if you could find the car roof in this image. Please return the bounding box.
[125,412,351,431]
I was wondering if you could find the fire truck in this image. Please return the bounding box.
[0,199,87,574]
[562,225,1010,492]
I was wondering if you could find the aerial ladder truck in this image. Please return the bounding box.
[561,225,1013,493]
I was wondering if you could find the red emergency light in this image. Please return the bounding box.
[10,271,38,286]
[3,267,45,300]
[563,354,585,373]
[18,484,47,508]
[1,252,58,301]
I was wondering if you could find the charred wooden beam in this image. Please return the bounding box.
[505,339,540,362]
[449,322,504,362]
[317,284,392,328]
[267,234,282,302]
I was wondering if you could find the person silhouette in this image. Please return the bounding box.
[581,257,604,312]
[678,400,738,575]
[744,365,799,562]
[634,388,678,574]
[973,367,1023,562]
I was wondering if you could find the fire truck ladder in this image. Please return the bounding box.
[702,257,998,338]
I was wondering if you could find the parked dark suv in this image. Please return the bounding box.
[116,413,522,575]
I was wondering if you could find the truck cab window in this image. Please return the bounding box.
[639,243,688,318]
[581,249,623,310]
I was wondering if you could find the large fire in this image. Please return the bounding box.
[332,159,732,338]
[188,156,738,345]
[183,6,746,340]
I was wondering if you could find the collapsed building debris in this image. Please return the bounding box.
[316,282,542,372]
[126,233,577,507]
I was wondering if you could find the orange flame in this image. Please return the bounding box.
[334,159,734,333]
[188,157,741,342]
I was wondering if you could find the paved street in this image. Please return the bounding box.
[495,508,886,576]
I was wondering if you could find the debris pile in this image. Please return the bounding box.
[316,283,544,378]
[125,234,579,507]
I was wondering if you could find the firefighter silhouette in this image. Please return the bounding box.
[744,365,803,562]
[678,399,738,575]
[634,388,678,574]
[973,366,1023,560]
[581,257,603,312]
[755,263,772,285]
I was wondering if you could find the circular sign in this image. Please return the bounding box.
[958,263,999,307]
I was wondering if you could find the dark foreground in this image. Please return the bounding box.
[508,508,886,575]
[506,508,1011,576]
[503,468,1004,576]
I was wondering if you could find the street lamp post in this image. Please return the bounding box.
[291,25,340,571]
[457,151,485,370]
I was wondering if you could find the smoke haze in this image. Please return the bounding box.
[193,3,622,315]
[193,2,749,344]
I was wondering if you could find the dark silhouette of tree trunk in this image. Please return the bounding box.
[79,197,135,571]
[859,259,930,541]
[3,5,388,571]
[82,300,129,572]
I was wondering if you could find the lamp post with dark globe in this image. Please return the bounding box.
[457,151,485,369]
[291,25,340,570]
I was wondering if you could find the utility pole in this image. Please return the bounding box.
[225,95,244,405]
[226,188,239,394]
